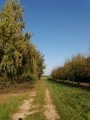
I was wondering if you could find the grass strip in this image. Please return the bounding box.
[47,79,90,120]
[25,79,46,120]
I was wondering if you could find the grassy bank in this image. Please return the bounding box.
[47,78,90,120]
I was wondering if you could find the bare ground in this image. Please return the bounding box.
[44,89,60,120]
[12,91,37,120]
[12,89,60,120]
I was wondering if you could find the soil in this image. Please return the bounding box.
[44,89,60,120]
[12,91,36,120]
[12,89,60,120]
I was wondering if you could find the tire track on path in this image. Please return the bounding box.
[44,88,60,120]
[12,91,37,120]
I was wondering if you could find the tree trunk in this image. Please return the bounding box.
[89,82,90,88]
[78,81,80,86]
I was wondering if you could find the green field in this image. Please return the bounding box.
[46,78,90,120]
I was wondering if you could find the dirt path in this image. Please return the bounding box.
[44,89,60,120]
[12,91,36,120]
[12,83,60,120]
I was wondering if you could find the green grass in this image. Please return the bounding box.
[25,112,46,120]
[47,79,90,120]
[0,94,28,120]
[25,79,46,120]
[33,79,46,107]
[1,78,89,120]
[0,79,46,120]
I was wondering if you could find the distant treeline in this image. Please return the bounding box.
[51,54,90,86]
[0,0,45,84]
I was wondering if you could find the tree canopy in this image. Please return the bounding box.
[0,0,45,82]
[51,54,90,85]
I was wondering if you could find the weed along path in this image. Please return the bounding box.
[11,79,60,120]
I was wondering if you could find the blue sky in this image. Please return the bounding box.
[0,0,90,75]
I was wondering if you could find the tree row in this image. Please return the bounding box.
[51,54,90,86]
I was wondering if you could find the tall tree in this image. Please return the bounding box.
[0,0,45,82]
